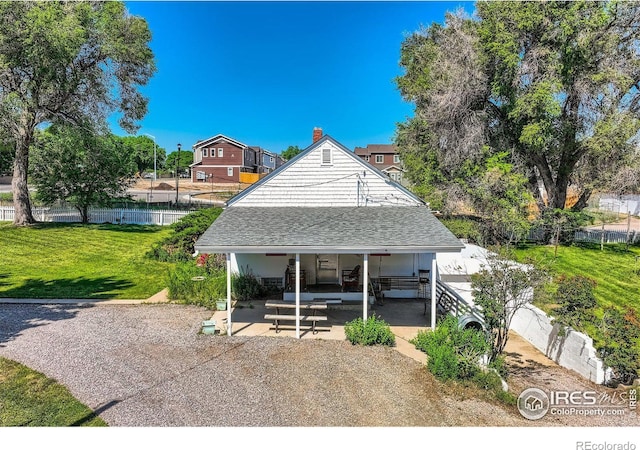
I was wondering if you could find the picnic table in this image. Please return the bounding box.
[264,301,328,334]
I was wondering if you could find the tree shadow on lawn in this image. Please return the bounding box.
[0,276,135,299]
[28,222,165,234]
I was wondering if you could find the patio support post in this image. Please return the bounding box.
[295,253,300,339]
[362,253,369,320]
[430,255,437,329]
[227,252,232,336]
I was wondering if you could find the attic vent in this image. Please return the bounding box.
[321,148,332,165]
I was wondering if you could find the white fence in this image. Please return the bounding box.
[0,206,191,226]
[599,194,640,216]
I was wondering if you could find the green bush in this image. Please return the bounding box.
[232,268,265,301]
[597,307,640,386]
[148,207,222,262]
[552,275,597,332]
[412,315,489,380]
[167,261,227,309]
[344,316,395,346]
[439,216,483,244]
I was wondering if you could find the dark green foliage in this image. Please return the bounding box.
[597,307,640,386]
[148,208,222,261]
[344,316,396,346]
[412,315,489,380]
[280,145,301,161]
[439,216,483,244]
[232,268,265,301]
[552,275,597,331]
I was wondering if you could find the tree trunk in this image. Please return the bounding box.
[11,136,35,226]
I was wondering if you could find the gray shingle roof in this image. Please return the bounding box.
[194,206,463,254]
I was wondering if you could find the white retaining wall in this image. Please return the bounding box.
[510,304,608,384]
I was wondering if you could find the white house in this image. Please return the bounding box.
[194,135,464,337]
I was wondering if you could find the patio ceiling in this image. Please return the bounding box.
[194,206,464,254]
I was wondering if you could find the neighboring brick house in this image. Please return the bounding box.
[353,144,408,186]
[191,135,286,183]
[191,134,260,183]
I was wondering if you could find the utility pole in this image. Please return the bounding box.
[175,143,181,206]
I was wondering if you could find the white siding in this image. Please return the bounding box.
[232,141,421,207]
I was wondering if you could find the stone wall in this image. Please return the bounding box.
[510,304,608,384]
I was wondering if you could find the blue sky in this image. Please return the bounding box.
[118,1,474,154]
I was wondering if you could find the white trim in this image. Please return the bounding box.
[193,134,247,150]
[431,257,437,329]
[295,253,300,339]
[375,155,384,164]
[363,254,369,320]
[218,148,223,157]
[227,167,234,177]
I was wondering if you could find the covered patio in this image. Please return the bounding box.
[194,206,464,338]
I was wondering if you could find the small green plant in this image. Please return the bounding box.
[344,315,395,346]
[232,266,265,301]
[412,315,490,380]
[597,307,640,386]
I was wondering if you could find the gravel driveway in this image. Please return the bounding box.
[0,303,636,427]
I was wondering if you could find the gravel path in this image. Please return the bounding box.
[0,303,636,427]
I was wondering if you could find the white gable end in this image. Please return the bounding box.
[231,139,422,207]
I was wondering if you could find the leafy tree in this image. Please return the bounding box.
[30,125,136,223]
[0,1,155,225]
[0,141,12,176]
[396,2,640,218]
[471,249,547,362]
[281,145,301,161]
[118,135,166,176]
[165,150,193,175]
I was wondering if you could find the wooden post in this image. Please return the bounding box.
[626,212,631,250]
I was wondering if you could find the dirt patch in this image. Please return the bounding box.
[153,182,175,191]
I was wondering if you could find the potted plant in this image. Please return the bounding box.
[216,299,227,311]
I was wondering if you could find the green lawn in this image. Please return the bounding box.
[0,357,107,426]
[513,243,640,312]
[0,222,174,299]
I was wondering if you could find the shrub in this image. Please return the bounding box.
[344,316,395,346]
[597,307,640,386]
[148,208,222,261]
[412,315,489,380]
[440,216,483,244]
[167,261,227,309]
[552,275,597,332]
[232,268,264,301]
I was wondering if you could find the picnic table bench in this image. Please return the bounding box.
[264,301,328,334]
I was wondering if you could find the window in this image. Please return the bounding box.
[375,155,384,164]
[389,173,397,181]
[270,156,274,163]
[196,171,206,181]
[218,148,223,157]
[365,156,370,162]
[321,147,332,165]
[227,167,233,177]
[394,155,400,164]
[202,148,208,157]
[397,173,403,182]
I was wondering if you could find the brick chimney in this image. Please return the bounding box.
[312,127,323,143]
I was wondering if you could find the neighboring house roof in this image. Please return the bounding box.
[227,134,422,207]
[195,206,463,254]
[193,134,248,150]
[194,134,462,255]
[354,144,399,156]
[381,165,406,173]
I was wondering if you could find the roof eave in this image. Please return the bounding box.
[194,244,464,255]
